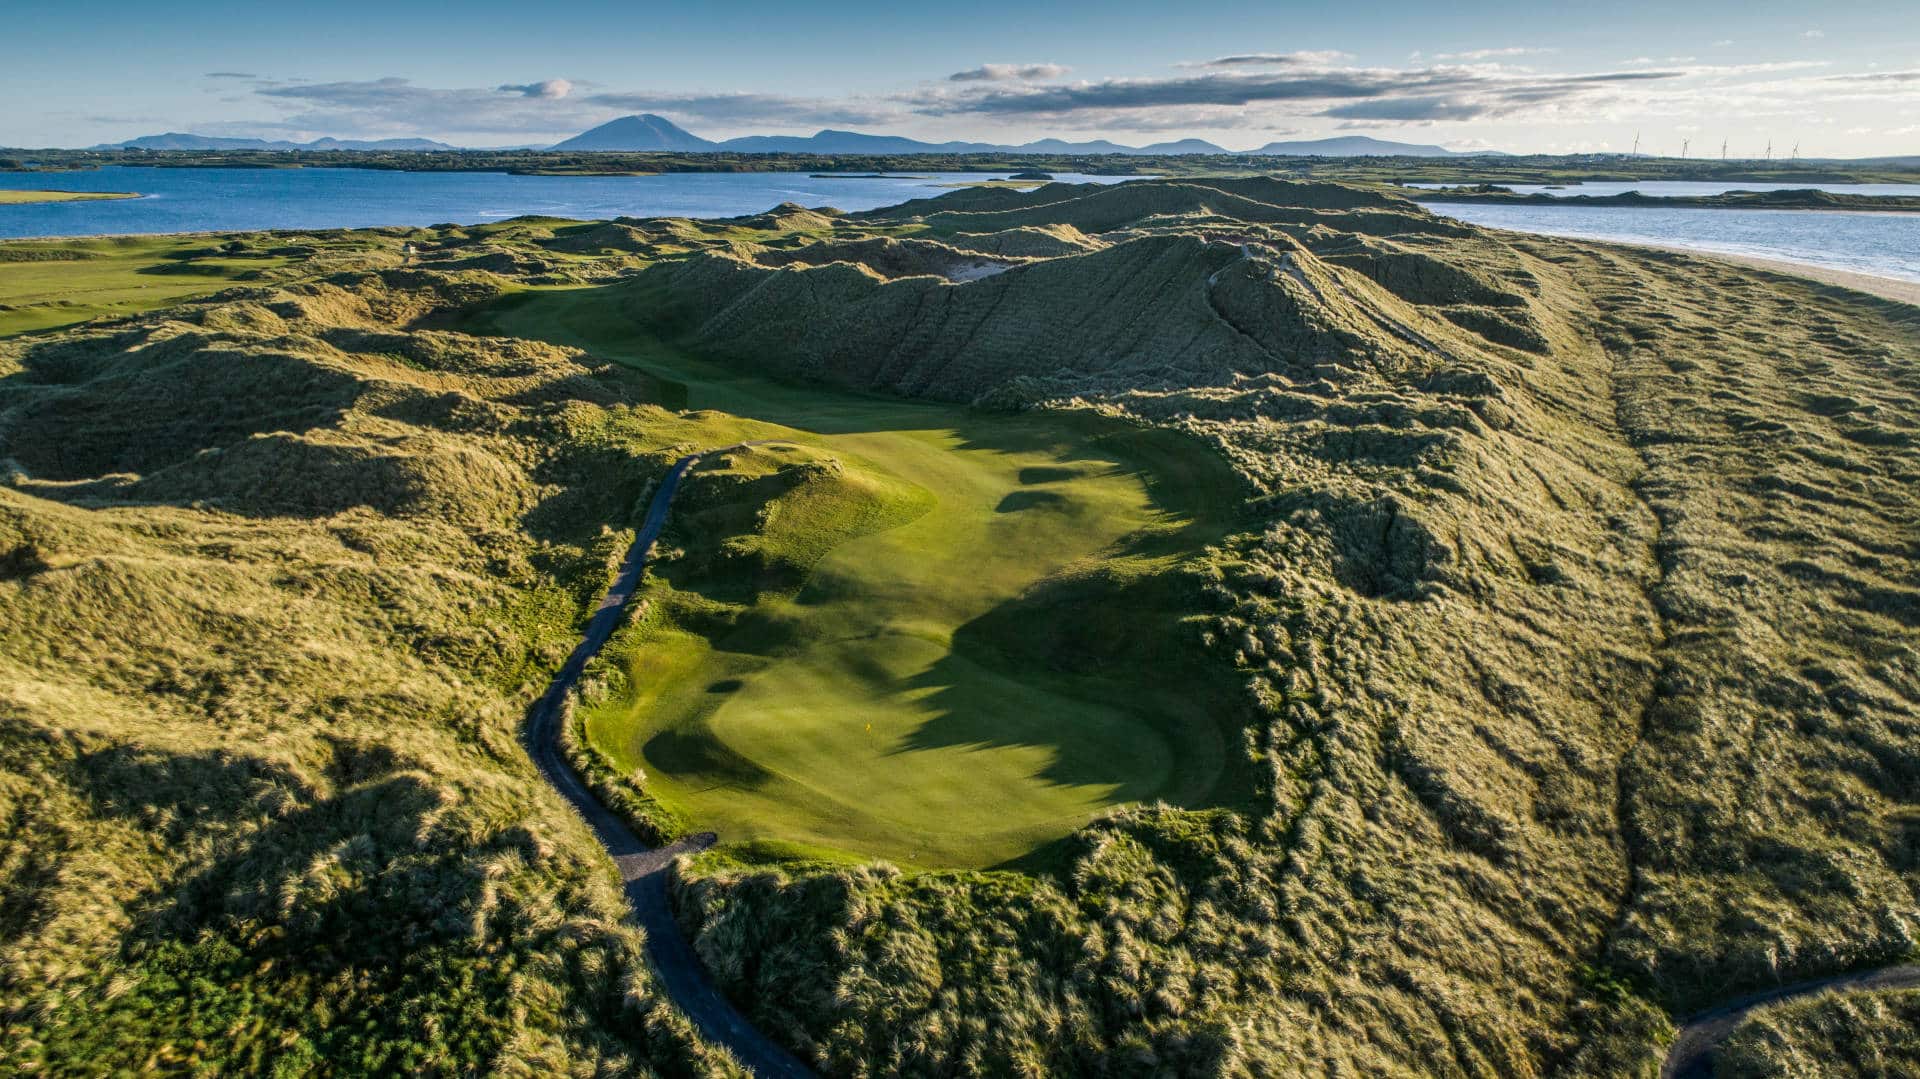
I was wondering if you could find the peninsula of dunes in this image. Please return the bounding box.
[1,175,1916,1076]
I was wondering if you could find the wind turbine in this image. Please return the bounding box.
[1721,137,1728,160]
[1632,130,1641,156]
[1766,139,1773,161]
[1682,137,1690,158]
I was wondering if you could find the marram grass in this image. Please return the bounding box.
[2,177,1916,1076]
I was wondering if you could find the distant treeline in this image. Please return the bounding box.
[4,148,1918,186]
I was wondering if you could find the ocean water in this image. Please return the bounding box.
[0,166,1141,238]
[1423,201,1920,284]
[5,167,1915,285]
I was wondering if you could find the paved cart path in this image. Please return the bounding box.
[1660,963,1920,1078]
[523,446,813,1079]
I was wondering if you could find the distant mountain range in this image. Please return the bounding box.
[549,115,1489,156]
[94,118,1492,157]
[98,133,459,151]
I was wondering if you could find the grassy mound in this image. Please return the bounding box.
[0,260,739,1074]
[1718,988,1920,1077]
[463,177,1916,1075]
[7,174,1916,1076]
[614,228,1455,406]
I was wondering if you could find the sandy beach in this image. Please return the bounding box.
[0,189,140,205]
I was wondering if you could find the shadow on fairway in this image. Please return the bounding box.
[461,282,1262,868]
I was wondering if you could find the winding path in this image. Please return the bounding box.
[523,443,1920,1079]
[1659,963,1920,1078]
[523,447,814,1078]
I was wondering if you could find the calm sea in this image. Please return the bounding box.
[0,166,1140,238]
[4,167,1916,285]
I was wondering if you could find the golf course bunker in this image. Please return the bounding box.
[597,418,1247,869]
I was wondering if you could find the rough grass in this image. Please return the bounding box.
[1718,987,1920,1077]
[458,178,1915,1076]
[0,253,747,1074]
[4,175,1915,1076]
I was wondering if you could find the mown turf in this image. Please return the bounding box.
[477,288,1252,868]
[0,236,290,336]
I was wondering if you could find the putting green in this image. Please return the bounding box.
[482,287,1251,868]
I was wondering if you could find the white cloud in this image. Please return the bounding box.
[497,78,572,99]
[121,48,1920,154]
[912,63,1688,128]
[948,63,1072,82]
[1182,51,1353,68]
[1432,46,1558,61]
[1803,30,1826,39]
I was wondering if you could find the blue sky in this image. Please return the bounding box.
[6,0,1917,155]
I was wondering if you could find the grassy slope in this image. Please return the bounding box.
[478,289,1252,868]
[1718,988,1920,1077]
[0,251,742,1074]
[501,178,1912,1076]
[3,179,1913,1077]
[1563,242,1920,1005]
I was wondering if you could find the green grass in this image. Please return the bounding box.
[498,176,1919,1075]
[0,235,290,336]
[0,189,139,204]
[7,176,1914,1076]
[473,286,1252,868]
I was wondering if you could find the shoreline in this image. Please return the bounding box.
[3,209,1915,307]
[1639,244,1920,305]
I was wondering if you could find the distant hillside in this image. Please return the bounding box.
[100,132,457,151]
[1244,135,1492,157]
[1138,138,1235,154]
[546,115,1482,156]
[716,129,1005,155]
[92,118,1494,157]
[549,114,718,152]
